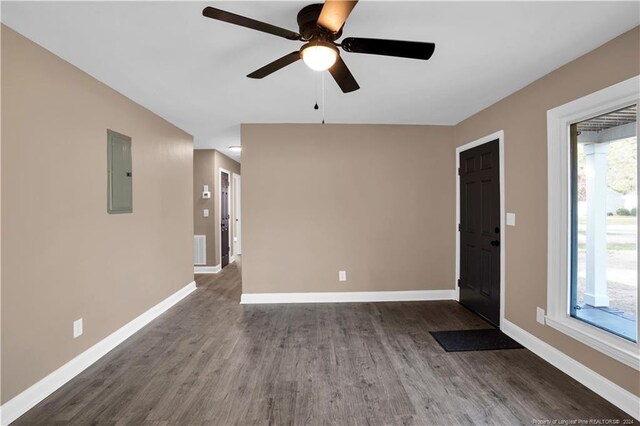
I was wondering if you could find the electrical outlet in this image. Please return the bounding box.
[338,270,347,282]
[536,307,545,325]
[73,318,83,338]
[203,209,209,217]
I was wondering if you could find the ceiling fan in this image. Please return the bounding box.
[202,1,436,93]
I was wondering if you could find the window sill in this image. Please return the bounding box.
[545,315,639,371]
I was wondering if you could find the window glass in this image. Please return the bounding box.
[570,105,638,342]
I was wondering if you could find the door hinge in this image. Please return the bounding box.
[457,167,461,176]
[458,224,462,231]
[457,278,461,287]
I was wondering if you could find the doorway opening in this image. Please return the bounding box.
[233,173,242,257]
[456,131,505,327]
[220,169,230,269]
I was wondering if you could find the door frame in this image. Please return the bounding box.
[455,130,506,327]
[232,173,242,256]
[219,168,232,267]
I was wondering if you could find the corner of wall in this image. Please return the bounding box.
[0,20,4,410]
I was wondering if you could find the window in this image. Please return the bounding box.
[107,130,133,214]
[570,106,637,342]
[547,76,639,370]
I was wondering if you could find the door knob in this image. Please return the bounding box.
[490,240,500,247]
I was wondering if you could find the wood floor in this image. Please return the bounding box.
[16,261,632,425]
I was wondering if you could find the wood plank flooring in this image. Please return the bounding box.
[15,261,634,425]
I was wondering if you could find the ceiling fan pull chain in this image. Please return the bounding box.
[314,70,320,111]
[322,71,326,124]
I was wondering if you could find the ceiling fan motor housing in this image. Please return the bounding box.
[297,4,342,41]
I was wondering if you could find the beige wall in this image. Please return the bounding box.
[193,150,240,267]
[453,27,640,396]
[1,25,194,403]
[194,150,216,266]
[242,123,455,294]
[241,27,639,398]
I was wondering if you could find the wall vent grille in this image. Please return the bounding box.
[194,235,206,265]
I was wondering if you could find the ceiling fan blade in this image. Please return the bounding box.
[202,7,301,40]
[247,52,302,79]
[328,56,359,93]
[341,37,435,61]
[317,0,358,33]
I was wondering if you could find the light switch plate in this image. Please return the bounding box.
[203,209,209,217]
[339,271,347,282]
[73,318,83,338]
[506,213,516,226]
[536,307,545,325]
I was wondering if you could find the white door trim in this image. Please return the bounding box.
[219,168,231,268]
[455,130,506,327]
[232,173,242,255]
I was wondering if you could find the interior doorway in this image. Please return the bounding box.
[233,173,242,256]
[220,169,230,269]
[457,135,504,327]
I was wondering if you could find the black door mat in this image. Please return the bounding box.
[430,329,524,352]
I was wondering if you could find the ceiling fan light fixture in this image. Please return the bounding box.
[301,42,338,71]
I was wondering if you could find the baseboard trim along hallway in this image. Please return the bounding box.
[240,289,456,304]
[194,265,221,274]
[501,319,640,419]
[0,281,197,426]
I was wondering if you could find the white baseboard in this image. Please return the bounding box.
[230,255,236,264]
[194,264,221,274]
[240,289,455,304]
[501,318,640,420]
[0,281,197,426]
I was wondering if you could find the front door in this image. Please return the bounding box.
[459,139,501,326]
[221,171,230,268]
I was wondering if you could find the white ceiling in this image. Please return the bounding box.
[2,1,639,161]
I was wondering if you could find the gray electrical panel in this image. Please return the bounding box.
[107,130,133,214]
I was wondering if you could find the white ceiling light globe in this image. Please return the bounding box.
[301,42,338,71]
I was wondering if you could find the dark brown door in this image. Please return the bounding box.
[459,139,501,326]
[221,172,230,268]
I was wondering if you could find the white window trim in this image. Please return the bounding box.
[546,75,639,371]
